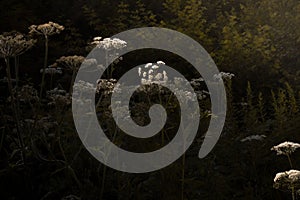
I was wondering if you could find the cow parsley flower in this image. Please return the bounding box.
[138,61,168,84]
[213,72,235,81]
[91,36,102,45]
[47,88,71,107]
[40,65,62,75]
[56,55,85,71]
[73,80,96,96]
[29,22,64,98]
[240,135,266,142]
[151,65,159,69]
[29,21,64,37]
[157,61,165,65]
[16,85,39,103]
[94,37,127,50]
[273,170,300,190]
[271,141,300,156]
[96,79,119,95]
[145,63,152,68]
[0,32,36,58]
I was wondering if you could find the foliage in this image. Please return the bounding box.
[0,0,300,200]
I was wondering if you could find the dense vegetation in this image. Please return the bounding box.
[0,0,300,199]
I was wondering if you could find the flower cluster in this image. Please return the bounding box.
[0,32,36,58]
[190,77,204,87]
[274,170,300,190]
[91,36,102,45]
[138,61,168,84]
[47,88,71,107]
[91,37,127,50]
[240,134,266,142]
[17,85,39,103]
[40,64,62,75]
[271,141,300,156]
[173,88,197,103]
[82,58,98,67]
[213,72,235,81]
[96,79,120,95]
[55,55,85,71]
[73,80,96,95]
[29,21,64,37]
[35,116,58,134]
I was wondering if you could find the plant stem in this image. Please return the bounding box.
[100,165,107,200]
[50,73,53,90]
[292,186,295,200]
[181,152,185,200]
[287,154,293,168]
[40,36,49,99]
[69,69,76,94]
[14,56,19,89]
[5,57,25,163]
[14,56,21,116]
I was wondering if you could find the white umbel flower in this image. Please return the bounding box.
[271,141,300,155]
[157,61,165,65]
[240,135,266,142]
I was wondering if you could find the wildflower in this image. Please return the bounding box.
[16,85,39,103]
[191,78,204,87]
[240,135,266,142]
[151,65,159,69]
[56,55,85,71]
[29,21,64,37]
[213,72,235,81]
[271,141,300,156]
[148,74,154,81]
[47,88,71,107]
[73,80,96,95]
[157,61,165,65]
[82,58,97,67]
[174,77,185,86]
[273,170,300,190]
[29,22,64,97]
[91,36,102,45]
[138,61,169,84]
[93,37,127,50]
[94,36,102,41]
[40,65,62,75]
[96,79,119,95]
[154,73,163,81]
[0,32,36,58]
[173,88,197,103]
[141,78,148,85]
[145,63,152,68]
[35,116,58,133]
[195,91,207,100]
